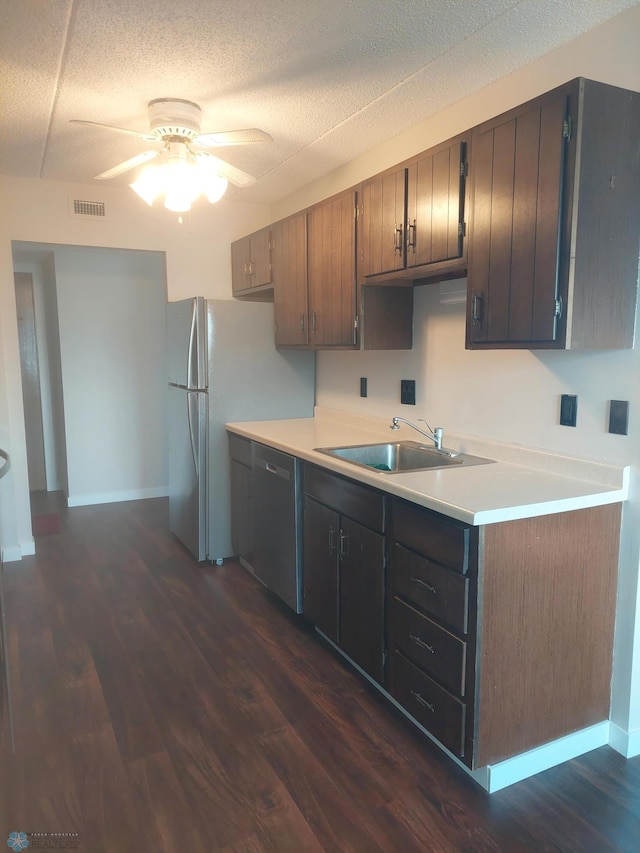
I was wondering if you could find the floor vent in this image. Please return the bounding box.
[70,198,106,219]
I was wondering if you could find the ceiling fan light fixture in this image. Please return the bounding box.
[129,142,229,212]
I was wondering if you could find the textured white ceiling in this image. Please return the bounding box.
[1,0,638,204]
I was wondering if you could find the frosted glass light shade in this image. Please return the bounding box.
[130,143,229,212]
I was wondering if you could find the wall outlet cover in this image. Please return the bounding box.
[609,400,629,435]
[560,394,578,427]
[401,379,416,406]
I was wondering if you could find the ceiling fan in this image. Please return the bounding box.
[71,98,273,209]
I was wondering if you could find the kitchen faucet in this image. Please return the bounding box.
[390,416,460,457]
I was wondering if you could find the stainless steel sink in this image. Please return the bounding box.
[314,441,494,473]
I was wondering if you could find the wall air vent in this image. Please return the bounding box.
[69,198,107,219]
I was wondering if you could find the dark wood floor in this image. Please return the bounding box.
[1,497,639,852]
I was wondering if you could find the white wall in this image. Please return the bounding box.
[51,246,167,505]
[271,5,640,748]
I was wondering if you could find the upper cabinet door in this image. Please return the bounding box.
[359,168,406,277]
[250,226,273,289]
[273,214,309,347]
[231,227,272,294]
[307,190,357,347]
[231,235,252,294]
[406,141,466,269]
[467,91,567,346]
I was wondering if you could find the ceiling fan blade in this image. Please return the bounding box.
[71,119,156,141]
[194,152,256,188]
[195,128,273,147]
[95,150,160,181]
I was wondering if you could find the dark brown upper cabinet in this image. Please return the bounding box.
[467,78,640,350]
[231,226,273,297]
[358,135,468,285]
[273,213,308,347]
[306,189,358,348]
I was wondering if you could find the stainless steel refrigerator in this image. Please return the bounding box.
[167,297,315,562]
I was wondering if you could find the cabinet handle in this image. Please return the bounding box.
[299,314,305,332]
[410,634,435,654]
[407,219,416,252]
[410,577,437,595]
[311,311,317,333]
[471,291,482,325]
[328,525,337,554]
[339,530,349,559]
[410,690,435,713]
[393,222,404,255]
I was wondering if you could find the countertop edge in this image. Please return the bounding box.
[226,420,628,526]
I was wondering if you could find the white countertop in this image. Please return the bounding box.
[226,408,628,526]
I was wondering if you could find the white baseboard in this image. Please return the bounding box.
[1,539,35,562]
[479,722,610,792]
[610,721,640,758]
[67,486,169,507]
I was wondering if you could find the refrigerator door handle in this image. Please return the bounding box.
[187,391,199,478]
[187,298,198,391]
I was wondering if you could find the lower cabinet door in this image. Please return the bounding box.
[339,516,385,683]
[303,497,339,642]
[389,650,466,758]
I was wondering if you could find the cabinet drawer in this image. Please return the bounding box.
[303,464,384,533]
[228,432,252,466]
[392,544,468,634]
[392,498,470,572]
[391,598,467,696]
[389,650,466,758]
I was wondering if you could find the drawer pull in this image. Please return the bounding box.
[411,577,437,595]
[410,634,435,654]
[410,690,435,712]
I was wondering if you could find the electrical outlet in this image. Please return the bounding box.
[560,394,578,427]
[360,377,367,398]
[609,400,629,435]
[401,379,416,406]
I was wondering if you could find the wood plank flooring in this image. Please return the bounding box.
[1,497,639,852]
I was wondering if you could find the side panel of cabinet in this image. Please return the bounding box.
[476,504,621,767]
[274,214,309,347]
[360,169,406,277]
[307,191,357,347]
[303,497,339,642]
[339,515,385,683]
[467,92,566,346]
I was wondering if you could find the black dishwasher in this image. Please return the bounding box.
[251,442,303,613]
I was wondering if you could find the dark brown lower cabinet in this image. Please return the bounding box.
[302,496,339,642]
[303,465,385,683]
[388,496,621,769]
[230,443,622,777]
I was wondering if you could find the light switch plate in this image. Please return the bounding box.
[609,400,629,435]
